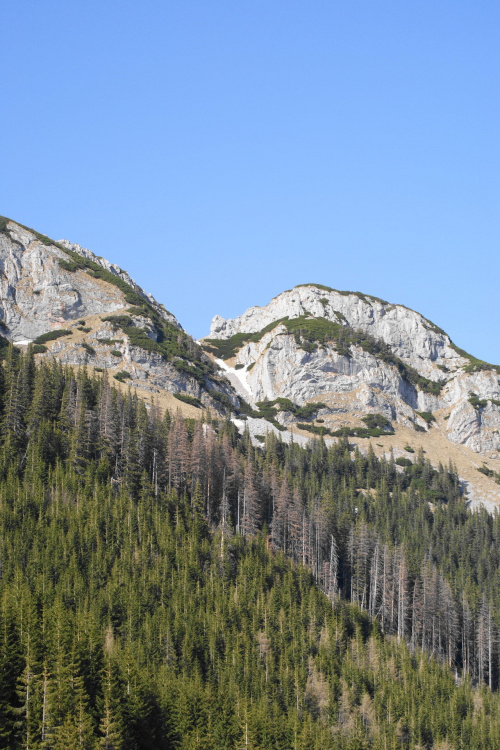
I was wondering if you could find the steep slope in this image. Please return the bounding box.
[2,362,500,749]
[203,283,500,507]
[0,216,236,413]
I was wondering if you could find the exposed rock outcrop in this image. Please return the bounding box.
[0,217,236,412]
[204,284,500,459]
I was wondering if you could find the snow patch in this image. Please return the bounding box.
[215,358,255,405]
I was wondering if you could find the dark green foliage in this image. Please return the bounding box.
[477,465,500,483]
[416,411,435,424]
[254,399,282,423]
[206,388,234,410]
[414,423,426,432]
[78,326,91,332]
[0,217,203,384]
[202,332,252,360]
[253,397,326,426]
[30,344,48,354]
[173,393,202,408]
[345,423,392,438]
[58,258,81,272]
[0,218,69,253]
[114,370,131,382]
[102,314,133,329]
[33,329,72,345]
[295,282,338,293]
[296,422,335,436]
[234,363,245,369]
[81,342,96,356]
[469,394,489,410]
[450,342,500,374]
[90,268,144,306]
[54,248,144,306]
[404,445,415,453]
[237,398,259,417]
[422,318,448,336]
[0,336,10,361]
[297,413,394,439]
[338,326,444,394]
[297,421,393,438]
[98,339,123,346]
[125,326,163,354]
[467,394,500,410]
[235,396,327,430]
[110,350,122,357]
[281,315,345,352]
[236,399,285,430]
[396,457,413,467]
[360,413,393,431]
[202,317,291,360]
[126,306,154,318]
[274,397,327,419]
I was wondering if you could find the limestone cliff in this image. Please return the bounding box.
[0,217,235,412]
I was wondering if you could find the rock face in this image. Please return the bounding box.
[0,220,178,342]
[0,217,235,411]
[204,284,500,459]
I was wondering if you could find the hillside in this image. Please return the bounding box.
[2,354,500,748]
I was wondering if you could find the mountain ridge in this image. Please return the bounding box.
[204,284,500,448]
[0,216,236,414]
[2,215,500,509]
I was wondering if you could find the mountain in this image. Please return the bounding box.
[2,215,500,510]
[0,216,236,414]
[203,283,500,510]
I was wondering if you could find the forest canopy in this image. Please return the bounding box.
[1,347,500,748]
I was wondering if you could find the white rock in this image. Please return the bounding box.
[206,284,500,457]
[0,219,183,340]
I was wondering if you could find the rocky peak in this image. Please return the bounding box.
[209,283,469,380]
[0,216,236,414]
[203,284,500,470]
[57,238,170,316]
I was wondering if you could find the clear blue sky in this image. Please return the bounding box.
[2,1,499,361]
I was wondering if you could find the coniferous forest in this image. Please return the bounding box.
[3,347,500,748]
